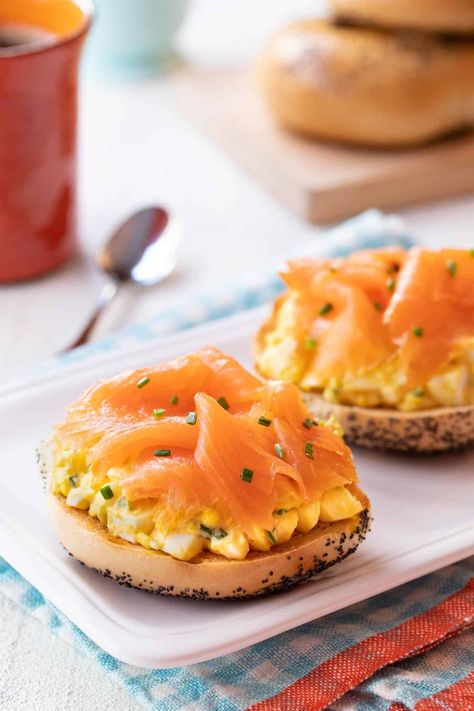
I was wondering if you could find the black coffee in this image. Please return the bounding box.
[0,23,55,53]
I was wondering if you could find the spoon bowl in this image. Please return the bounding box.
[98,206,181,285]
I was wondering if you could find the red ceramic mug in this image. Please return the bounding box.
[0,0,92,283]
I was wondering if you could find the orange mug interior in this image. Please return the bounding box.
[0,0,91,39]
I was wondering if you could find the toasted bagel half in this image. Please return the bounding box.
[302,393,474,453]
[47,488,371,600]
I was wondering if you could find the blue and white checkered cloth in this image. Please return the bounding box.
[1,210,472,710]
[0,556,472,711]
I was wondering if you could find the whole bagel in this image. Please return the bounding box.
[257,19,474,147]
[330,0,474,35]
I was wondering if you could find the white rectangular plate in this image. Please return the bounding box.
[0,308,472,668]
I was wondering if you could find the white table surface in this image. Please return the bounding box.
[0,1,473,709]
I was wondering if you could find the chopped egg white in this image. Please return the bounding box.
[161,533,203,561]
[107,507,154,544]
[427,365,470,407]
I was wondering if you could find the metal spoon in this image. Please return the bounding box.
[65,206,181,351]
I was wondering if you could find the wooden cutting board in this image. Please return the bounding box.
[172,66,474,223]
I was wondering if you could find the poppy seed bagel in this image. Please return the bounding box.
[302,393,474,453]
[46,487,371,600]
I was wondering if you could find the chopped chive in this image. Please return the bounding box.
[304,337,317,350]
[68,475,78,487]
[302,418,313,430]
[217,396,229,410]
[170,394,179,405]
[137,376,150,389]
[117,496,128,509]
[154,449,171,457]
[447,260,458,278]
[258,416,272,427]
[373,302,382,311]
[304,442,314,459]
[240,467,254,483]
[186,411,198,425]
[100,484,114,500]
[412,326,423,338]
[200,523,213,538]
[213,528,228,540]
[275,508,288,516]
[274,443,285,460]
[412,387,425,398]
[266,530,277,545]
[386,277,395,292]
[319,302,333,317]
[469,249,474,257]
[200,523,227,540]
[152,408,166,419]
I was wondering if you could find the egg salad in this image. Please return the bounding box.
[50,446,363,563]
[258,292,474,411]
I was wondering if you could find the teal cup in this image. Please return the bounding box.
[86,0,189,76]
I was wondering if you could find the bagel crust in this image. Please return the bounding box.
[303,393,474,453]
[47,489,371,600]
[256,19,474,147]
[330,0,474,35]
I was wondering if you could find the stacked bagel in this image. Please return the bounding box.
[257,1,474,147]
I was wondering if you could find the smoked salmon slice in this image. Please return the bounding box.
[52,348,358,537]
[384,248,474,385]
[122,456,207,511]
[89,419,199,476]
[256,247,474,399]
[259,380,356,498]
